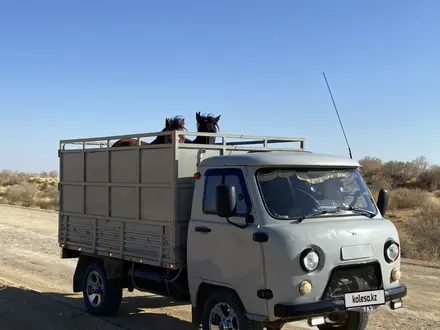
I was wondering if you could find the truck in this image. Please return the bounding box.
[58,129,407,330]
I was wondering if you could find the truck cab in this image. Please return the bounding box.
[187,151,406,330]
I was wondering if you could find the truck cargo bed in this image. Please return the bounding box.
[58,130,305,269]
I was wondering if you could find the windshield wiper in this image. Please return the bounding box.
[338,206,376,218]
[297,209,341,223]
[296,206,376,223]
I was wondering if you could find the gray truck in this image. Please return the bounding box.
[58,130,407,330]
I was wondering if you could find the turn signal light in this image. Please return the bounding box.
[299,280,312,295]
[391,268,401,282]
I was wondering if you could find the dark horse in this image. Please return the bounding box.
[111,116,186,147]
[186,111,221,144]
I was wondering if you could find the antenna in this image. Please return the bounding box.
[322,72,353,159]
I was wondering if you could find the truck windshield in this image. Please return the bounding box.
[256,168,377,220]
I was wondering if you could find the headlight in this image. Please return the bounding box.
[300,249,320,272]
[384,241,400,263]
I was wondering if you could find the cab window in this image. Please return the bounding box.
[202,169,251,217]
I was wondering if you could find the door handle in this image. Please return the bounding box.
[195,226,211,233]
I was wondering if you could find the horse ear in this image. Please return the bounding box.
[165,118,172,128]
[196,111,201,122]
[214,114,221,123]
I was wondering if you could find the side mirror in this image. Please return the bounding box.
[376,188,389,216]
[216,184,237,218]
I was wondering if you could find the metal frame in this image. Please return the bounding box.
[59,130,306,151]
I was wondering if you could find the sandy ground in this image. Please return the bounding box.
[0,205,439,330]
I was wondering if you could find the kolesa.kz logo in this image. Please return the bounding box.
[352,293,378,304]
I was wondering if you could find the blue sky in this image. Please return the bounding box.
[0,0,438,172]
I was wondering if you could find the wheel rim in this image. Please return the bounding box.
[209,302,239,330]
[86,270,104,307]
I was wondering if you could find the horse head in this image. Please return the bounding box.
[151,116,187,144]
[169,116,187,143]
[192,111,220,144]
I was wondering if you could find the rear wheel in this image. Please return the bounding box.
[82,260,123,316]
[201,288,263,330]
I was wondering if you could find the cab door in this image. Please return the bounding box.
[187,167,268,319]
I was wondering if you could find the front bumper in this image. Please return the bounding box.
[274,283,407,318]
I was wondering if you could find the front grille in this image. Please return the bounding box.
[322,262,383,299]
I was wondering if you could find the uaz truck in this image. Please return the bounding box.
[58,130,406,330]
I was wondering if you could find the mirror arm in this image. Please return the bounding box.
[226,217,248,229]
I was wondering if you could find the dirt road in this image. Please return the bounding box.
[0,205,439,330]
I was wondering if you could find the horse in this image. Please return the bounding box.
[151,116,187,144]
[111,116,186,147]
[186,111,221,144]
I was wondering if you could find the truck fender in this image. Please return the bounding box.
[72,254,125,293]
[192,282,241,326]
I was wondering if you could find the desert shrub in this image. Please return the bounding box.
[359,157,392,191]
[365,173,392,191]
[36,197,58,210]
[40,184,59,200]
[38,182,48,191]
[381,161,418,188]
[0,170,29,186]
[359,157,383,172]
[359,156,435,191]
[48,170,58,178]
[37,182,59,210]
[407,199,440,261]
[5,182,39,207]
[410,156,430,177]
[416,165,440,192]
[38,170,58,178]
[388,188,431,210]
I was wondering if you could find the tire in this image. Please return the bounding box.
[319,274,370,330]
[82,260,123,316]
[201,288,263,330]
[317,311,369,330]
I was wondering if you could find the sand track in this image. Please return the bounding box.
[0,204,439,330]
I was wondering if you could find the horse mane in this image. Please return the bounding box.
[168,115,187,131]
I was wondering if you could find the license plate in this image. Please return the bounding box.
[344,289,385,308]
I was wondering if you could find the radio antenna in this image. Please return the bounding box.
[322,72,353,159]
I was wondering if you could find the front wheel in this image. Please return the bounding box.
[318,311,369,330]
[202,288,263,330]
[82,260,123,316]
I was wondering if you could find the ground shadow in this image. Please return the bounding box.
[0,284,196,330]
